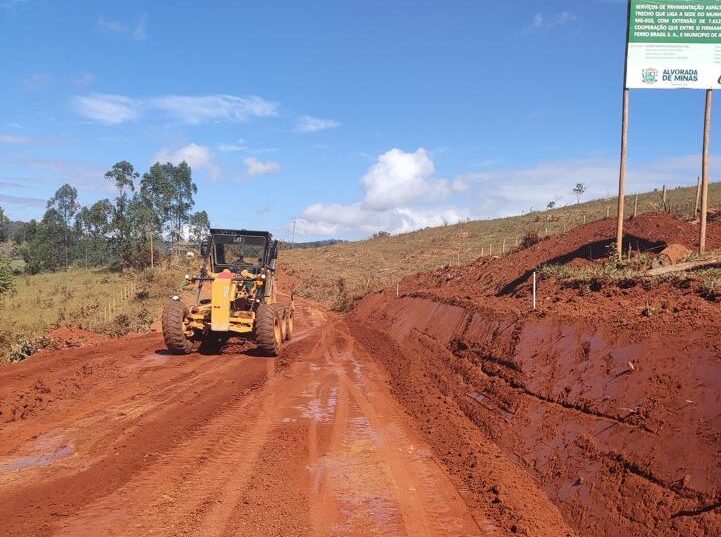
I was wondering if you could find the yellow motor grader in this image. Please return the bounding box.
[162,228,293,356]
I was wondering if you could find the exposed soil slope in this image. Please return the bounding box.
[348,213,721,537]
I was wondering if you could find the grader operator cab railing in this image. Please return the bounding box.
[162,228,293,356]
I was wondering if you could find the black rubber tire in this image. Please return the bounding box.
[162,300,193,354]
[285,307,294,341]
[256,303,282,357]
[272,304,287,342]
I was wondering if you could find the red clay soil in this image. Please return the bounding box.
[1,299,510,537]
[46,326,110,349]
[348,212,721,537]
[2,212,719,537]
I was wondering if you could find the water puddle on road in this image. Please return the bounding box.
[0,446,73,471]
[0,434,74,473]
[295,381,339,423]
[318,402,407,535]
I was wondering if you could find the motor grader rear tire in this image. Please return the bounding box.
[285,307,294,341]
[272,304,288,342]
[162,300,193,354]
[256,303,282,357]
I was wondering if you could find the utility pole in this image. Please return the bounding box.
[291,220,296,250]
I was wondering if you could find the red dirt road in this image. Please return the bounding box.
[0,301,500,537]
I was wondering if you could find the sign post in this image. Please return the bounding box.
[616,0,633,260]
[701,89,713,252]
[616,87,630,259]
[620,0,721,256]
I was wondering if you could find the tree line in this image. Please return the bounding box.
[3,160,210,274]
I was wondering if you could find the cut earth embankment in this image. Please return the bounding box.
[348,213,721,536]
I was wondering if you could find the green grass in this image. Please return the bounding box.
[538,261,638,283]
[0,260,193,362]
[281,181,721,306]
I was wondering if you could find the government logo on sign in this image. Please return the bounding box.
[641,68,658,84]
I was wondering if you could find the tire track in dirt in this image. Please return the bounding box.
[0,352,269,536]
[1,298,491,537]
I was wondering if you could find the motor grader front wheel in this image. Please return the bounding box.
[162,299,193,354]
[256,303,283,357]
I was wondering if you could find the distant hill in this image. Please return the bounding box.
[281,181,721,306]
[278,239,346,250]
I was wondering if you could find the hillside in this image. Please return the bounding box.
[347,210,721,536]
[281,181,721,307]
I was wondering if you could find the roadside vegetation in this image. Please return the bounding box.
[0,262,194,363]
[0,159,207,363]
[282,181,721,308]
[2,175,719,359]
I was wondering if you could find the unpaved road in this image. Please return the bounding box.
[0,300,490,536]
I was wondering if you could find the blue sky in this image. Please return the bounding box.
[0,0,718,240]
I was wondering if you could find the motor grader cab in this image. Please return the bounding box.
[162,228,293,356]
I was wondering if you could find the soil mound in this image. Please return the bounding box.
[47,326,109,349]
[659,243,692,266]
[404,213,721,339]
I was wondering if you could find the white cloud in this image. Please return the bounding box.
[98,14,148,42]
[458,154,704,215]
[295,149,708,239]
[362,148,453,209]
[153,143,220,180]
[295,115,341,133]
[150,95,278,124]
[295,148,468,238]
[0,134,31,144]
[295,203,469,237]
[72,73,95,88]
[133,14,148,41]
[71,93,278,125]
[21,73,52,91]
[529,11,577,30]
[243,157,280,177]
[0,155,108,192]
[218,139,247,152]
[0,193,46,209]
[72,94,142,125]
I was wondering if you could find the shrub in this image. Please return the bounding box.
[700,276,721,301]
[6,334,54,363]
[0,257,15,294]
[520,230,543,249]
[371,231,391,239]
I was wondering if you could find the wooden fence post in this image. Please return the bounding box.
[662,184,668,211]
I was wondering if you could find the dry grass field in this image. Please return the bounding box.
[281,182,721,307]
[0,261,192,362]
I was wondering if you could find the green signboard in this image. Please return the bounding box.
[627,0,721,88]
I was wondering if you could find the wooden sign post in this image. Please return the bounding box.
[615,1,632,260]
[618,1,720,257]
[700,89,713,253]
